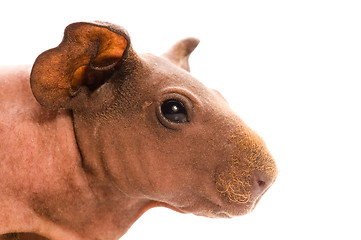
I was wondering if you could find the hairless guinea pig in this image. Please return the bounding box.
[0,21,278,240]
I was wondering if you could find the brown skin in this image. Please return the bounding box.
[0,22,277,240]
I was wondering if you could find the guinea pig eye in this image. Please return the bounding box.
[161,99,188,123]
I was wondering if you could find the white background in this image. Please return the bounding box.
[1,1,360,239]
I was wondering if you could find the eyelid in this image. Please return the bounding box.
[159,87,202,108]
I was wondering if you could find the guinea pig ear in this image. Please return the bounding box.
[162,37,200,72]
[30,21,132,109]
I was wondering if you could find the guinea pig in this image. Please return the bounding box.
[0,21,278,240]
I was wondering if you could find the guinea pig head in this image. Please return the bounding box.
[121,53,278,218]
[30,21,278,219]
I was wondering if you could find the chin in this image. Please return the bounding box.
[192,205,253,219]
[179,197,258,219]
[216,203,256,218]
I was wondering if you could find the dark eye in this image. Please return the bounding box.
[161,99,188,123]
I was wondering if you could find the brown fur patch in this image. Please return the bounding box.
[216,164,253,204]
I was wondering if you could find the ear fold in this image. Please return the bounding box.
[162,37,200,72]
[30,21,132,109]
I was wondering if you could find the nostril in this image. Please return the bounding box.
[257,180,266,188]
[253,171,271,192]
[251,169,277,205]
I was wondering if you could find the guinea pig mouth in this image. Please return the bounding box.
[214,162,275,216]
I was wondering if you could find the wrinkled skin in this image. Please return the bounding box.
[0,22,277,240]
